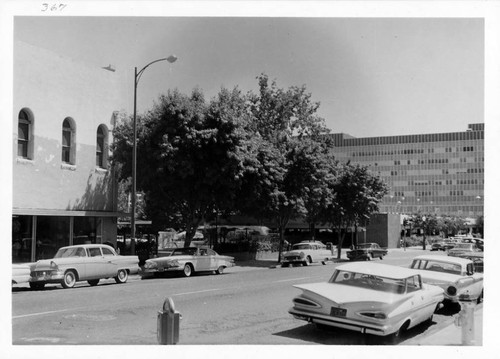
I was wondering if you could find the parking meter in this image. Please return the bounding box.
[455,292,478,345]
[157,297,182,344]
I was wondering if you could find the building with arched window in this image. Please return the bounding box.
[12,41,127,263]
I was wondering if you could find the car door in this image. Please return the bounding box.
[86,247,107,279]
[196,248,211,271]
[101,246,119,277]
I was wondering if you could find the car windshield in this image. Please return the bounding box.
[453,244,472,250]
[171,248,198,256]
[420,260,462,275]
[293,244,312,250]
[330,270,418,294]
[356,243,374,249]
[54,247,86,258]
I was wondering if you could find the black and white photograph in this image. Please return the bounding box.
[2,1,500,358]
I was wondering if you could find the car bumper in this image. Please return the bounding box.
[288,307,393,336]
[30,270,64,283]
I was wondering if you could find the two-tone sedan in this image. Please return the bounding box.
[29,244,139,289]
[289,262,444,338]
[281,241,336,267]
[140,247,234,278]
[409,255,483,304]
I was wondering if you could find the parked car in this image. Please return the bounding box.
[12,263,31,286]
[281,241,335,267]
[409,255,483,304]
[347,242,388,261]
[456,252,484,273]
[447,243,482,257]
[29,244,140,289]
[430,240,446,251]
[442,238,460,251]
[289,262,444,338]
[140,246,234,277]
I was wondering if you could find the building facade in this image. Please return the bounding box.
[331,123,484,217]
[12,41,127,263]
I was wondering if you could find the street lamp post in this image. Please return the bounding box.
[131,55,177,255]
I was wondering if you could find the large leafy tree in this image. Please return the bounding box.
[410,212,439,250]
[324,163,389,258]
[113,87,253,248]
[244,74,333,262]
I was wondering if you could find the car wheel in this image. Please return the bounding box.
[182,264,193,277]
[477,289,484,304]
[281,263,289,268]
[216,266,224,275]
[321,260,327,265]
[87,279,99,286]
[303,256,311,266]
[29,282,45,290]
[391,320,410,341]
[61,270,77,289]
[114,269,128,284]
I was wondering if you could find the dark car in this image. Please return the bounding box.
[347,242,388,261]
[431,240,446,251]
[457,252,484,273]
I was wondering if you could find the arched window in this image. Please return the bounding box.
[18,109,33,159]
[96,125,108,168]
[62,117,75,165]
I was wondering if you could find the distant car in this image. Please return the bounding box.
[281,241,336,267]
[289,262,444,338]
[430,241,446,251]
[12,264,31,286]
[29,244,140,290]
[409,255,483,304]
[140,246,234,277]
[447,243,482,257]
[442,239,459,251]
[347,242,388,261]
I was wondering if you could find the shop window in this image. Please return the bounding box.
[12,215,33,263]
[96,125,108,168]
[62,117,76,165]
[35,216,70,260]
[17,108,34,159]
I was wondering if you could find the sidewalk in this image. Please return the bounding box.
[405,306,483,346]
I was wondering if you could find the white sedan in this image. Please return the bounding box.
[409,254,483,304]
[282,241,336,267]
[29,244,139,289]
[140,247,234,277]
[289,262,444,338]
[12,264,31,286]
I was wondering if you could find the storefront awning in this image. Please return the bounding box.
[12,208,126,217]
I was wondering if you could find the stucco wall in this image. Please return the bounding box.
[13,41,128,212]
[366,213,401,248]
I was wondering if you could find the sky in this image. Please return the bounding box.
[13,15,484,138]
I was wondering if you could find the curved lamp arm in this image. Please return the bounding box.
[136,55,178,85]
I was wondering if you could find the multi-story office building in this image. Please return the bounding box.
[330,123,484,218]
[12,41,127,263]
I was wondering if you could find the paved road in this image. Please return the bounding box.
[11,248,472,345]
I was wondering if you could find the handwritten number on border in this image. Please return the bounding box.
[41,4,67,12]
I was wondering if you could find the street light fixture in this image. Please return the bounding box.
[130,55,177,255]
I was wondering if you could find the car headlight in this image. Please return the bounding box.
[299,252,305,259]
[447,286,457,296]
[166,260,180,268]
[50,261,59,270]
[144,261,158,269]
[358,311,387,320]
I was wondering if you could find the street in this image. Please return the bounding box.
[12,249,474,345]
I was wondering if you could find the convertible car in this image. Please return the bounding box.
[29,244,139,289]
[409,255,483,304]
[289,262,444,338]
[347,243,388,261]
[281,241,335,267]
[140,247,234,277]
